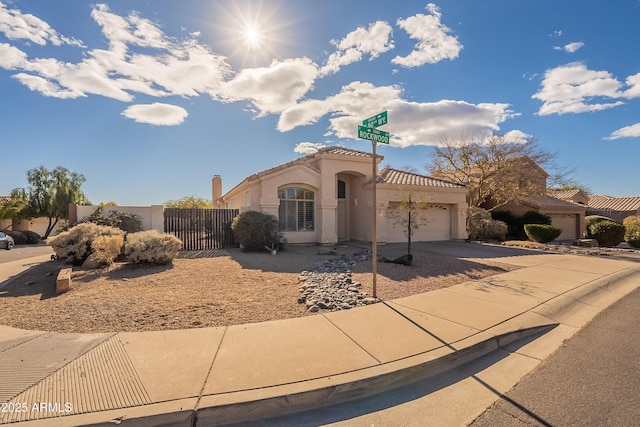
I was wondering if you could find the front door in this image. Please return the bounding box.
[337,180,348,240]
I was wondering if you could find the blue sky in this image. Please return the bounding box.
[1,0,639,205]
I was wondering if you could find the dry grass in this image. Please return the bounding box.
[0,245,520,333]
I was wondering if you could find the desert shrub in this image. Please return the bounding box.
[522,211,552,226]
[480,219,508,241]
[48,223,125,265]
[491,210,551,240]
[21,230,41,244]
[124,231,182,265]
[467,207,491,240]
[231,211,285,251]
[623,216,640,248]
[491,210,519,239]
[5,230,27,245]
[90,235,125,266]
[589,220,626,247]
[84,207,143,233]
[524,224,562,243]
[584,215,616,238]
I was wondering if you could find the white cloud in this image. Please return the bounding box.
[294,142,327,154]
[503,130,533,144]
[622,72,640,99]
[0,1,83,46]
[320,21,394,76]
[604,123,640,140]
[553,41,584,53]
[392,3,462,68]
[533,63,625,115]
[1,4,232,102]
[219,58,319,115]
[0,42,27,69]
[121,102,188,126]
[279,81,517,147]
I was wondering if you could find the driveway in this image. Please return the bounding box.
[0,244,54,288]
[0,244,53,264]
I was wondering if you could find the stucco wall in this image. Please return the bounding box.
[75,205,165,233]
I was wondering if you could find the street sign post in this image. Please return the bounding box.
[357,125,389,144]
[362,111,388,129]
[357,111,389,299]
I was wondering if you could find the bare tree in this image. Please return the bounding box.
[427,134,565,210]
[389,192,431,256]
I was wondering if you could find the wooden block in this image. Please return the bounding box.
[56,268,71,295]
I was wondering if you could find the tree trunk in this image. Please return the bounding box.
[43,217,59,239]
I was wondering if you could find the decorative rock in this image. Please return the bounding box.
[296,249,380,313]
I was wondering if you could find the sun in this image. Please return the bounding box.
[242,23,263,50]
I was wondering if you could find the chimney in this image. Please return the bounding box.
[212,175,222,207]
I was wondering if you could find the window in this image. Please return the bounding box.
[337,180,346,199]
[278,187,314,231]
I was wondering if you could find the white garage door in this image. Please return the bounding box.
[550,214,577,240]
[387,204,451,242]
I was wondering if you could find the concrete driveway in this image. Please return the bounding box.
[0,244,54,288]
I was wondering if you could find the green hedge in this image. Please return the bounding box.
[524,224,562,243]
[589,220,626,247]
[492,210,551,240]
[231,211,285,251]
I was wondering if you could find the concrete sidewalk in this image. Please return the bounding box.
[1,251,639,426]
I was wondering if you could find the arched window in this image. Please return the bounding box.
[278,187,314,231]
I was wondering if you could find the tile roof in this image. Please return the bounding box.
[0,196,10,205]
[524,195,587,209]
[587,195,640,212]
[316,146,373,158]
[547,189,582,199]
[377,167,466,188]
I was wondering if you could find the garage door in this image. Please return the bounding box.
[387,204,451,242]
[550,214,577,240]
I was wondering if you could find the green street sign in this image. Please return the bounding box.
[358,125,389,144]
[362,111,388,128]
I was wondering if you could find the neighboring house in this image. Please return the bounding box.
[214,146,468,245]
[587,195,640,223]
[547,189,590,205]
[0,195,64,237]
[483,163,587,240]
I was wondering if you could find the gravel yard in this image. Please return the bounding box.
[0,243,521,333]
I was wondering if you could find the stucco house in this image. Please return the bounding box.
[547,189,590,206]
[214,146,468,245]
[481,160,588,240]
[587,195,640,223]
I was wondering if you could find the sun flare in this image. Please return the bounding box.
[243,24,262,50]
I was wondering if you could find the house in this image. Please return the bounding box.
[214,146,468,245]
[587,195,640,223]
[487,166,587,240]
[547,188,590,205]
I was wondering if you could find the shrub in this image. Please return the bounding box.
[21,230,41,244]
[90,235,125,265]
[467,207,491,240]
[48,223,124,265]
[524,224,562,243]
[231,211,285,251]
[5,230,27,245]
[590,220,626,247]
[83,207,143,233]
[584,215,616,238]
[623,216,640,248]
[521,211,552,226]
[491,210,551,240]
[124,231,182,265]
[479,219,508,241]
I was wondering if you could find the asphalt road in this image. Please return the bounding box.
[470,285,640,426]
[0,244,53,264]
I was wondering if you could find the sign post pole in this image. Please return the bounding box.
[357,111,389,299]
[371,139,378,299]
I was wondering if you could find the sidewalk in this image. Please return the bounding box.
[1,251,639,426]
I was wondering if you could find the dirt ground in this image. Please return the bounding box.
[0,244,520,333]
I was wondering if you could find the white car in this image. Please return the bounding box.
[0,231,15,250]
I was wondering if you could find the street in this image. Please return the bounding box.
[0,244,53,264]
[470,284,640,426]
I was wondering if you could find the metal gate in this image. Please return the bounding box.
[164,208,239,250]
